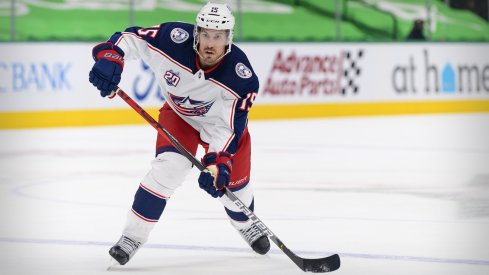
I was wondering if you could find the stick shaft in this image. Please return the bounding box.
[116,88,205,170]
[115,87,339,272]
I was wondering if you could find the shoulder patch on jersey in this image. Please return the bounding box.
[235,62,253,79]
[170,28,189,43]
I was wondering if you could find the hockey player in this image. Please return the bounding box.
[88,2,270,266]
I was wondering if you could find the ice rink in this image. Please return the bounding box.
[1,113,488,275]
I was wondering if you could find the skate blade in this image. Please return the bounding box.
[107,258,118,271]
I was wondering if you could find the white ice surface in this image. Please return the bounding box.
[1,113,488,275]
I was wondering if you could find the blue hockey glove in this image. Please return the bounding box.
[88,42,124,97]
[198,152,232,198]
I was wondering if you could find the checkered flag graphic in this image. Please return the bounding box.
[341,49,364,95]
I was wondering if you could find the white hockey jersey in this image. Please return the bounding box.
[108,22,259,154]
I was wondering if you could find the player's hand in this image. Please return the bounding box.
[88,42,124,98]
[198,152,232,198]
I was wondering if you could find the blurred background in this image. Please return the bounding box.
[1,0,489,42]
[1,0,489,129]
[1,2,489,274]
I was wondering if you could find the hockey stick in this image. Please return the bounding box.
[113,87,341,273]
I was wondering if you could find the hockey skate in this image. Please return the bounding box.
[237,222,270,255]
[108,235,142,265]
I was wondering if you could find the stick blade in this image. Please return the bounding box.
[301,254,341,273]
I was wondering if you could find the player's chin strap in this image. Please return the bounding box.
[111,86,341,273]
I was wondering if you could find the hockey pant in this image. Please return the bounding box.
[122,104,254,243]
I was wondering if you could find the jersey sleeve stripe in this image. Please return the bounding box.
[208,78,240,99]
[118,31,144,43]
[230,99,237,129]
[114,35,124,46]
[118,32,192,74]
[222,132,235,152]
[222,99,237,152]
[147,43,193,73]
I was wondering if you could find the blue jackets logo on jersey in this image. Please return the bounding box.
[235,62,252,79]
[170,28,189,44]
[168,93,215,116]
